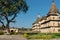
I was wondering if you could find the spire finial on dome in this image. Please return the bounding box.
[37,13,41,18]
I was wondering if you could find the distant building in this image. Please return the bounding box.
[4,28,18,33]
[10,28,18,33]
[32,0,60,33]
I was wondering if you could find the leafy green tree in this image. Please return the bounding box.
[0,0,28,32]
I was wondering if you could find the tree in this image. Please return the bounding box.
[0,0,28,32]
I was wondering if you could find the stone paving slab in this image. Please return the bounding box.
[0,35,27,40]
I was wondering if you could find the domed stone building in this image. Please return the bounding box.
[32,0,60,33]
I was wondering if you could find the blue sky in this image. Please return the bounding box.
[10,0,60,28]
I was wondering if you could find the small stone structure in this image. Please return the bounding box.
[3,28,18,34]
[10,28,18,33]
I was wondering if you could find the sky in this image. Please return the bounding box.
[10,0,60,28]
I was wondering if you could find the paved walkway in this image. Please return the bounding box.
[0,35,27,40]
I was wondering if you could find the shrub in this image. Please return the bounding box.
[0,32,4,35]
[24,33,29,38]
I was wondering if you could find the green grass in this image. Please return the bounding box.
[24,33,60,39]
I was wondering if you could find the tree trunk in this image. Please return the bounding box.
[6,21,10,34]
[2,24,5,30]
[6,22,9,29]
[3,13,10,34]
[0,19,5,30]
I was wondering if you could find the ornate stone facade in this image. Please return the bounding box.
[32,0,60,33]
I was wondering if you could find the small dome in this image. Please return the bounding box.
[33,15,41,24]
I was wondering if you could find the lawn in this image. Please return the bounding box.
[24,33,60,39]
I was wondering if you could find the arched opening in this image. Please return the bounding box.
[11,30,14,32]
